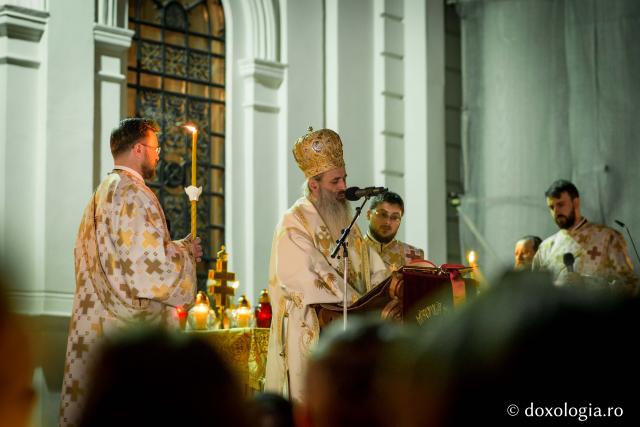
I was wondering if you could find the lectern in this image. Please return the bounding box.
[314,265,478,329]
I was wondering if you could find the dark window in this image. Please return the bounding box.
[128,0,225,289]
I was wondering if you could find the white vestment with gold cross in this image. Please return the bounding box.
[264,197,389,402]
[59,169,197,427]
[364,234,425,271]
[532,218,638,292]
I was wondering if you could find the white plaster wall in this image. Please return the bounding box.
[326,0,375,192]
[281,0,324,207]
[43,0,94,305]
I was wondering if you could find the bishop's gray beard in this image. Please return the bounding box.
[314,188,353,243]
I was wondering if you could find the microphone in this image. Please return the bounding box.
[563,253,575,273]
[345,186,388,201]
[614,219,640,266]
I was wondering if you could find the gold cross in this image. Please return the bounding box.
[66,380,84,402]
[144,259,163,274]
[120,259,134,276]
[209,246,236,309]
[78,294,95,315]
[71,337,89,359]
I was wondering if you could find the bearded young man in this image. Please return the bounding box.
[59,118,202,427]
[364,191,425,271]
[532,179,637,291]
[264,128,388,402]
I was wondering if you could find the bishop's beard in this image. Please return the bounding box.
[313,188,353,243]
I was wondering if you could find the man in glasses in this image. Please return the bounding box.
[60,118,202,427]
[365,191,425,270]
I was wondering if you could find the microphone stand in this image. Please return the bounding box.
[615,220,640,266]
[331,196,370,330]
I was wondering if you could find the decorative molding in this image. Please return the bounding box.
[241,0,280,61]
[0,5,48,42]
[382,90,403,100]
[381,12,403,21]
[93,23,134,54]
[242,102,280,113]
[0,55,40,68]
[96,0,127,28]
[382,129,404,138]
[382,169,405,177]
[238,57,286,88]
[8,290,74,317]
[381,51,403,60]
[97,70,126,83]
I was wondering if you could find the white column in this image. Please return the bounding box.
[93,25,134,182]
[224,0,286,302]
[94,0,133,183]
[373,0,406,238]
[238,58,285,301]
[281,0,325,207]
[0,3,48,298]
[325,0,375,196]
[404,0,447,263]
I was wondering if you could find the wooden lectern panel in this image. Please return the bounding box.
[314,266,478,330]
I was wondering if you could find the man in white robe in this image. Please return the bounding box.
[59,118,202,426]
[532,179,637,292]
[265,128,388,402]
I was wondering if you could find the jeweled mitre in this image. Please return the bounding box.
[292,127,345,178]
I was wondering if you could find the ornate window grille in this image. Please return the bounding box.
[127,0,225,288]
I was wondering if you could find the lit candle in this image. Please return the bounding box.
[192,304,209,330]
[467,250,477,280]
[235,294,251,328]
[236,306,251,328]
[176,306,188,330]
[185,125,198,238]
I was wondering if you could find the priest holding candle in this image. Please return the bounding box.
[59,118,203,427]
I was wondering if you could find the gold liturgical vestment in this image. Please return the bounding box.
[364,234,425,270]
[533,218,638,291]
[59,169,197,427]
[265,197,388,402]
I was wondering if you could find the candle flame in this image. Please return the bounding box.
[467,250,477,265]
[184,125,197,133]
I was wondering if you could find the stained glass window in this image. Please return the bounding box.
[128,0,225,289]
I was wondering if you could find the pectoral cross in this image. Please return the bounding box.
[207,246,236,310]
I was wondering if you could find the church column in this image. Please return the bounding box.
[373,0,406,239]
[404,0,447,263]
[0,3,48,296]
[325,0,375,191]
[225,0,286,301]
[237,59,286,301]
[93,0,133,184]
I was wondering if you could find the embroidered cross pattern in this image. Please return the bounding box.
[65,380,84,402]
[120,258,134,276]
[78,294,95,315]
[407,248,422,260]
[144,259,163,274]
[587,246,602,261]
[71,337,89,358]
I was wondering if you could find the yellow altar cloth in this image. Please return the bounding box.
[188,328,270,395]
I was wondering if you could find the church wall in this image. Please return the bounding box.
[1,1,449,425]
[404,0,448,264]
[44,0,95,307]
[325,0,375,195]
[281,0,324,208]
